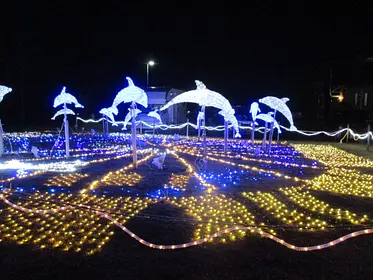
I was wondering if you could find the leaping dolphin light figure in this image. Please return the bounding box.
[159,80,241,138]
[259,96,296,131]
[53,87,84,108]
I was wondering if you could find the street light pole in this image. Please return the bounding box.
[146,60,155,89]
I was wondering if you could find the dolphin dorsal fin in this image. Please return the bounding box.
[281,97,289,103]
[126,77,134,86]
[195,80,206,90]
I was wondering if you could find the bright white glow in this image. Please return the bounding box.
[148,61,155,66]
[259,96,296,131]
[249,102,260,120]
[112,77,148,108]
[51,108,75,120]
[121,108,142,130]
[148,110,162,124]
[0,159,88,172]
[99,107,118,123]
[255,113,282,133]
[159,80,240,137]
[53,87,84,108]
[0,85,12,103]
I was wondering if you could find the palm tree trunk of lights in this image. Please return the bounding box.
[224,120,228,154]
[268,110,277,151]
[262,122,268,150]
[63,103,70,158]
[131,101,137,168]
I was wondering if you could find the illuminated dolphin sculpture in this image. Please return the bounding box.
[99,106,118,123]
[53,87,84,108]
[0,85,12,103]
[259,96,296,131]
[148,110,162,124]
[111,77,148,110]
[249,102,261,121]
[121,108,142,130]
[255,112,282,133]
[51,108,75,120]
[160,80,240,138]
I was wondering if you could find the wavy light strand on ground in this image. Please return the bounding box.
[2,192,373,252]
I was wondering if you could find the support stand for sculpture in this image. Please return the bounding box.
[202,106,207,169]
[251,121,255,145]
[105,115,109,136]
[0,120,4,157]
[367,123,371,151]
[152,119,155,140]
[63,103,70,158]
[224,120,228,154]
[268,110,277,152]
[131,101,137,168]
[197,118,201,142]
[262,122,268,150]
[186,118,189,138]
[346,124,350,143]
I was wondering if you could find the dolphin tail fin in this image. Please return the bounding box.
[281,98,290,103]
[290,125,297,131]
[234,132,241,138]
[126,77,134,86]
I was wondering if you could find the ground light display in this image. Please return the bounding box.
[0,132,373,255]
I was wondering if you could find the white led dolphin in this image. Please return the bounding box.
[0,85,12,103]
[159,80,240,137]
[121,108,142,130]
[112,77,148,110]
[99,106,118,123]
[51,108,75,120]
[148,110,162,124]
[249,102,261,121]
[259,96,296,131]
[53,87,84,108]
[255,112,282,133]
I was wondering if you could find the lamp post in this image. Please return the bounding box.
[146,60,155,89]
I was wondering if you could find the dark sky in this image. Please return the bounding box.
[0,1,372,130]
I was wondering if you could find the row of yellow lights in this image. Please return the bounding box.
[44,173,89,187]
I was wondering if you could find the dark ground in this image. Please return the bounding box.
[1,141,373,280]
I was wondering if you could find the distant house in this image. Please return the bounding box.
[137,88,187,125]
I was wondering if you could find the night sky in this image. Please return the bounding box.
[0,2,372,130]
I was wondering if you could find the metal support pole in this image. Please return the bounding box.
[64,103,70,158]
[197,118,201,141]
[224,120,228,154]
[268,110,277,151]
[262,122,268,150]
[146,64,149,89]
[152,119,155,139]
[367,123,371,150]
[0,119,4,157]
[346,124,350,144]
[202,106,207,169]
[105,115,109,136]
[186,118,189,138]
[102,115,105,134]
[251,121,255,145]
[131,102,137,168]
